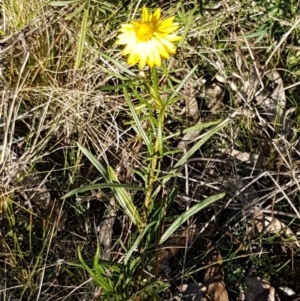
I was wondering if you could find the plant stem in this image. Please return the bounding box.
[143,135,159,222]
[142,66,165,224]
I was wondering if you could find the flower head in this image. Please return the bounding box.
[116,7,181,68]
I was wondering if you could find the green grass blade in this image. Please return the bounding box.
[50,0,82,5]
[169,64,198,101]
[74,0,90,69]
[65,1,86,20]
[159,193,225,245]
[77,143,109,181]
[178,5,197,48]
[62,183,144,199]
[93,244,105,275]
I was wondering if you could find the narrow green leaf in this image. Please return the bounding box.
[50,0,82,6]
[137,280,169,297]
[129,257,141,274]
[165,119,222,141]
[174,119,229,169]
[178,5,197,48]
[242,28,268,39]
[108,166,143,227]
[169,64,198,101]
[133,169,147,183]
[99,80,138,91]
[151,66,161,105]
[77,247,112,291]
[74,0,90,69]
[65,1,86,19]
[75,143,142,227]
[77,143,109,181]
[94,244,105,275]
[62,183,144,199]
[98,51,136,77]
[93,245,113,291]
[159,193,225,245]
[165,96,181,106]
[131,87,153,112]
[67,257,121,272]
[123,87,152,153]
[156,173,182,182]
[124,221,156,264]
[162,119,229,187]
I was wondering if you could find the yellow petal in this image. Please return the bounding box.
[147,43,155,68]
[122,41,136,55]
[139,44,148,68]
[116,33,136,45]
[152,45,161,67]
[120,23,134,31]
[153,8,161,23]
[160,16,175,28]
[145,41,161,68]
[157,36,176,53]
[128,50,140,66]
[158,24,180,34]
[166,34,181,42]
[154,37,170,58]
[142,6,149,22]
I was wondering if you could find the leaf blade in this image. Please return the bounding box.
[159,193,225,245]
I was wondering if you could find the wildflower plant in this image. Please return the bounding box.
[64,5,226,299]
[115,5,226,252]
[116,6,184,225]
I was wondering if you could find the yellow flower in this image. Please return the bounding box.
[116,7,181,68]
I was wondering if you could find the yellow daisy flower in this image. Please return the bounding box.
[116,7,181,68]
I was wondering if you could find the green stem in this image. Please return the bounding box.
[143,109,164,220]
[143,66,164,223]
[143,134,160,222]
